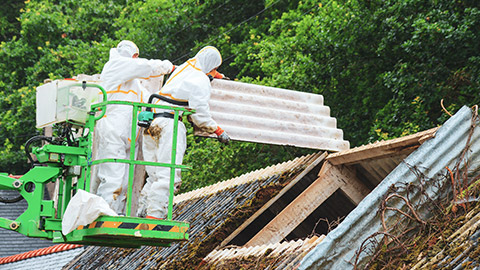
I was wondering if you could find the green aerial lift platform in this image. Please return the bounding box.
[0,81,190,248]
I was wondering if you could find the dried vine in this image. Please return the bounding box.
[353,107,480,269]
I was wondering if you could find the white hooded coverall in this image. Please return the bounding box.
[138,46,222,218]
[95,40,173,214]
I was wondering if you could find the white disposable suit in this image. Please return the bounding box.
[95,40,173,214]
[138,46,223,219]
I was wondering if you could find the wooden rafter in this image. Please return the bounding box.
[245,161,370,247]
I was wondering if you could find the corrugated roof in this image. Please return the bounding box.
[299,106,480,269]
[64,153,321,269]
[195,79,349,152]
[201,235,325,269]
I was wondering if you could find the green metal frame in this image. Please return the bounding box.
[0,83,193,247]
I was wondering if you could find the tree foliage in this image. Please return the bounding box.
[1,0,479,191]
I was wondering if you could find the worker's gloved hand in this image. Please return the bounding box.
[174,182,181,193]
[214,126,231,144]
[218,132,231,144]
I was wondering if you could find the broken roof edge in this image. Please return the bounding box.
[327,127,439,165]
[299,105,480,270]
[204,235,325,264]
[174,152,321,204]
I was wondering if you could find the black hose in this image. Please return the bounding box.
[147,94,189,110]
[0,192,23,203]
[24,135,54,168]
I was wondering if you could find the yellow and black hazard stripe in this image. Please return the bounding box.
[77,221,185,233]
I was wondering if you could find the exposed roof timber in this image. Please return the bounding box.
[327,127,438,165]
[245,161,370,247]
[194,79,349,152]
[217,152,327,249]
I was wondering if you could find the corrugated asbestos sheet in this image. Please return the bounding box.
[195,79,349,152]
[64,153,321,269]
[74,76,348,151]
[201,235,325,269]
[299,106,480,269]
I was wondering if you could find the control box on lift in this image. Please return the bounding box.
[36,79,101,128]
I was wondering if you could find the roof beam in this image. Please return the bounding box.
[245,161,370,247]
[217,152,327,249]
[327,127,438,166]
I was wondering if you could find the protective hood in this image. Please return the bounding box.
[117,40,139,58]
[194,46,222,74]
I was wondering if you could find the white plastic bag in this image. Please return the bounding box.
[62,189,117,235]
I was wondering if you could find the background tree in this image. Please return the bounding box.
[1,0,479,191]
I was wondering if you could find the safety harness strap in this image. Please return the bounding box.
[153,112,183,121]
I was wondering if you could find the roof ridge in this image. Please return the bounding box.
[174,153,316,204]
[0,244,83,265]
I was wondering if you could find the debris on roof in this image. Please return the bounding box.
[64,153,323,269]
[354,176,480,269]
[299,106,480,269]
[196,79,350,152]
[406,196,480,269]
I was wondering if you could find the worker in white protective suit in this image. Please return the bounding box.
[95,40,174,214]
[137,46,231,219]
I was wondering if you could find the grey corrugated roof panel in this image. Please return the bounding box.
[65,153,320,269]
[194,79,349,152]
[0,247,84,270]
[299,106,480,269]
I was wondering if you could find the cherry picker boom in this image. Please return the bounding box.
[0,80,190,248]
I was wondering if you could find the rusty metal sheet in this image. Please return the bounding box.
[195,80,349,152]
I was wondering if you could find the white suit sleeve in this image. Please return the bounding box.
[147,59,173,76]
[187,79,218,133]
[139,60,173,96]
[101,57,173,91]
